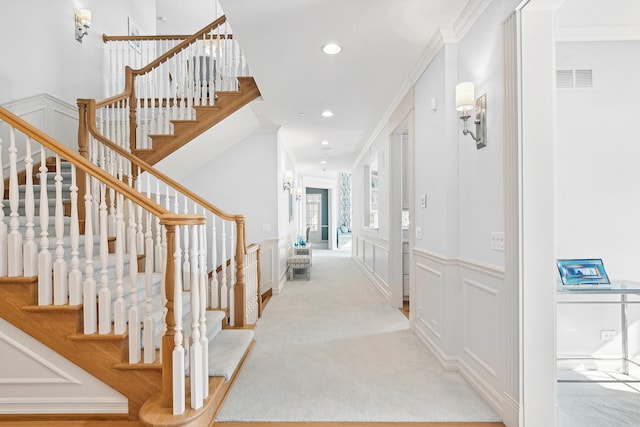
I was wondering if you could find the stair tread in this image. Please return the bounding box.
[208,329,254,380]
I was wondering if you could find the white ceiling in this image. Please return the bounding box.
[155,0,476,178]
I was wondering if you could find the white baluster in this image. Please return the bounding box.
[68,164,82,306]
[145,175,154,269]
[136,178,144,254]
[228,221,236,326]
[22,138,37,276]
[198,220,209,398]
[98,182,111,334]
[189,224,203,409]
[83,173,96,333]
[209,215,218,308]
[8,128,23,276]
[113,190,126,335]
[143,207,155,363]
[0,138,7,277]
[37,147,51,305]
[108,152,117,236]
[53,156,68,305]
[172,226,185,415]
[154,181,162,272]
[182,196,190,291]
[128,177,141,364]
[219,221,227,309]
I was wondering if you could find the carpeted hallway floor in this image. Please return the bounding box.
[216,249,501,423]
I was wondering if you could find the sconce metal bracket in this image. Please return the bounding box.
[474,93,487,150]
[474,94,486,149]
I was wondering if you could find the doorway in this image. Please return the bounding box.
[306,188,328,248]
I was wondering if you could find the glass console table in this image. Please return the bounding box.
[557,282,640,381]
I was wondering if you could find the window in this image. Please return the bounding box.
[364,160,378,228]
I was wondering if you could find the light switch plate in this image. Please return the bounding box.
[416,227,423,239]
[420,194,427,208]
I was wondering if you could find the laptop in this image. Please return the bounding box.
[556,258,613,290]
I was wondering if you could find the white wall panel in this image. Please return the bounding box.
[462,277,499,378]
[415,261,443,340]
[0,319,126,414]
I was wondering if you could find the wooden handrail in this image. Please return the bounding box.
[133,15,226,76]
[102,34,233,42]
[0,106,203,227]
[81,99,245,224]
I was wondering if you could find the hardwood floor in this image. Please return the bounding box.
[0,419,505,426]
[214,423,505,426]
[401,299,410,319]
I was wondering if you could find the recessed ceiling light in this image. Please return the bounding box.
[322,43,342,55]
[320,160,327,165]
[321,110,333,118]
[321,140,329,145]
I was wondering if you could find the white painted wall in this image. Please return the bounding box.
[179,130,279,292]
[555,40,640,357]
[0,0,156,106]
[352,0,521,423]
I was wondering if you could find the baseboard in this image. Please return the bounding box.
[501,392,521,427]
[0,397,127,414]
[413,324,505,422]
[353,256,392,303]
[413,323,458,371]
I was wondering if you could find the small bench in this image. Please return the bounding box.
[288,254,311,280]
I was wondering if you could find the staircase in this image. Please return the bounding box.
[0,14,262,426]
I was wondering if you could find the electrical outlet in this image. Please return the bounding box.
[490,232,504,251]
[420,194,427,208]
[600,330,616,341]
[415,227,423,239]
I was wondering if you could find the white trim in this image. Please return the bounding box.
[414,247,505,278]
[453,0,495,39]
[0,331,81,385]
[0,397,127,414]
[555,25,640,42]
[457,356,504,417]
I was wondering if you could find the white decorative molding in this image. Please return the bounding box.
[453,0,494,40]
[456,356,504,416]
[414,247,505,278]
[413,323,458,371]
[555,24,640,42]
[0,397,127,414]
[462,277,499,379]
[415,261,443,339]
[0,331,80,385]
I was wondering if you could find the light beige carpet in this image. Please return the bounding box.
[216,249,500,422]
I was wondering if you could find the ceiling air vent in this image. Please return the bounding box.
[556,68,593,89]
[575,69,593,88]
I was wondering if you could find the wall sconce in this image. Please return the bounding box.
[75,9,92,43]
[455,82,486,149]
[283,170,294,192]
[295,187,303,201]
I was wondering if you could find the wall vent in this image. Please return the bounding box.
[556,68,593,89]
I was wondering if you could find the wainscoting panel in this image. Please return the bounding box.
[373,243,389,290]
[462,277,499,378]
[412,248,506,415]
[0,319,126,414]
[258,239,277,294]
[352,233,392,303]
[363,240,375,272]
[415,261,443,340]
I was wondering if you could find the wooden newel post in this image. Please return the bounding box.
[126,66,138,154]
[234,217,246,327]
[76,100,89,234]
[160,224,177,408]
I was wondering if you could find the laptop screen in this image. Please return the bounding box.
[556,258,611,286]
